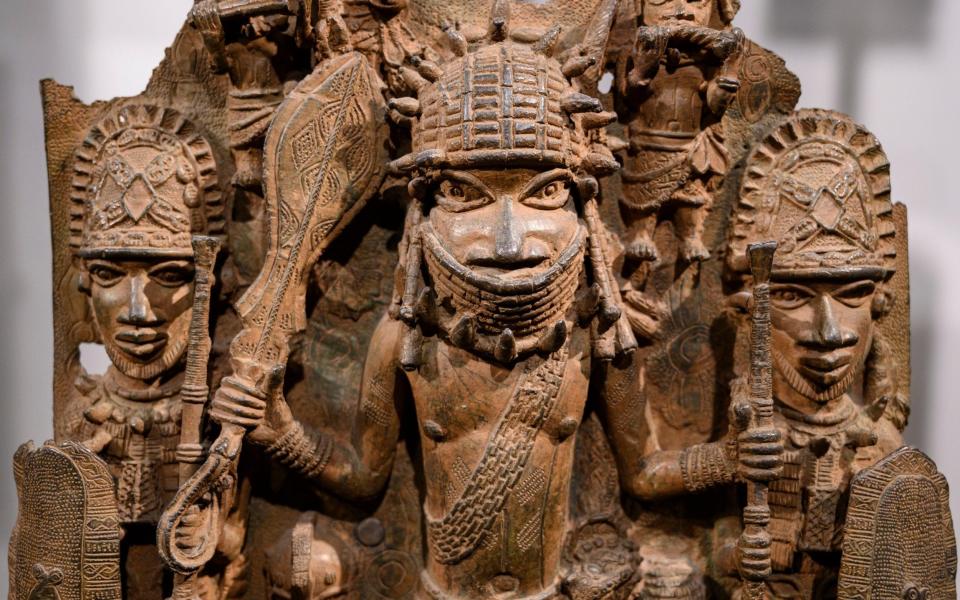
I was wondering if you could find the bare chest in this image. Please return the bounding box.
[404,338,591,447]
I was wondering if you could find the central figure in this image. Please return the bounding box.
[211,25,665,600]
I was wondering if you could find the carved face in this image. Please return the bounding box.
[642,0,715,27]
[83,257,195,382]
[769,278,877,409]
[265,536,344,600]
[427,168,580,278]
[308,538,344,599]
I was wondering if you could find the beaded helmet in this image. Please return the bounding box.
[389,1,619,179]
[70,104,223,259]
[727,109,897,282]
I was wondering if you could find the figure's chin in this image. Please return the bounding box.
[103,341,183,382]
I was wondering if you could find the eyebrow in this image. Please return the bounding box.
[831,280,876,294]
[770,282,816,295]
[519,169,572,200]
[148,260,194,270]
[438,170,494,199]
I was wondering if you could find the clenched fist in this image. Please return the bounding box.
[728,386,785,484]
[209,366,294,446]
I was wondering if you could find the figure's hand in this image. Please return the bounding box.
[625,26,668,89]
[209,366,293,446]
[189,0,228,71]
[190,0,224,42]
[637,26,669,55]
[715,27,746,63]
[737,527,773,582]
[706,76,739,115]
[314,14,352,61]
[728,392,784,483]
[715,76,741,94]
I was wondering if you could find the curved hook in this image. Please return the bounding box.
[156,434,237,574]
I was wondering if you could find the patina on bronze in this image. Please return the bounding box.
[10,1,955,599]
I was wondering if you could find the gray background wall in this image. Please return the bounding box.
[1,0,957,586]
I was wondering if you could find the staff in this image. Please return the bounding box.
[167,236,221,600]
[738,241,777,600]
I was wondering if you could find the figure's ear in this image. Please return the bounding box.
[78,260,91,294]
[719,0,741,23]
[871,286,894,319]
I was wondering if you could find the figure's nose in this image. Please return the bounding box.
[493,196,524,264]
[119,274,160,325]
[804,295,857,349]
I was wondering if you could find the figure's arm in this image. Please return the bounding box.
[616,26,668,96]
[598,368,781,501]
[704,29,744,116]
[189,0,230,73]
[293,315,406,500]
[594,358,688,500]
[211,314,405,501]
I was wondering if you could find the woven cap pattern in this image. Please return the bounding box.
[413,42,579,168]
[727,109,896,280]
[71,104,223,257]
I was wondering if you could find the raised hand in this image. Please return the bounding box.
[209,365,293,446]
[189,0,228,72]
[624,26,669,90]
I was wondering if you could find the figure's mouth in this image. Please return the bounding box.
[466,255,548,277]
[797,353,852,386]
[114,329,168,358]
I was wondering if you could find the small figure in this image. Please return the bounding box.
[264,513,352,599]
[189,0,297,189]
[616,0,743,264]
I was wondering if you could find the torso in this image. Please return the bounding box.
[767,397,903,572]
[66,374,182,525]
[630,62,709,150]
[404,326,592,599]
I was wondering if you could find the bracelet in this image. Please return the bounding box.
[266,422,334,480]
[680,442,735,493]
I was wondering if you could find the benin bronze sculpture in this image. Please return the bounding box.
[10,0,955,599]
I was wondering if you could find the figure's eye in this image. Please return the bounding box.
[832,280,876,308]
[88,264,125,288]
[149,264,195,287]
[435,180,491,212]
[522,179,570,210]
[770,285,813,310]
